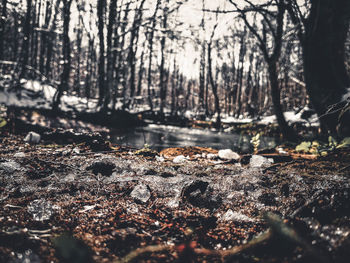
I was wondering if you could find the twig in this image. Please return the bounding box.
[195,229,272,258]
[114,230,272,263]
[337,164,350,172]
[114,244,174,263]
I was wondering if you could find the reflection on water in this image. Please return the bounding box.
[111,124,278,153]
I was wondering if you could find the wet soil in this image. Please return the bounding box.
[0,131,349,263]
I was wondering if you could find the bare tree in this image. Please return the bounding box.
[207,23,221,127]
[52,0,73,111]
[230,0,297,140]
[0,0,8,60]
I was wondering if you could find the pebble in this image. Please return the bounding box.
[24,131,41,144]
[130,184,151,203]
[207,153,218,159]
[218,149,240,160]
[156,156,165,162]
[173,155,188,163]
[13,152,26,158]
[0,161,20,173]
[249,155,274,168]
[27,199,60,221]
[221,209,255,222]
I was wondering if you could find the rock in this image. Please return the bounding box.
[155,156,165,162]
[166,198,180,208]
[24,131,41,144]
[130,184,151,203]
[218,149,240,160]
[0,161,20,173]
[27,199,60,221]
[221,209,255,222]
[207,153,218,159]
[13,152,26,158]
[258,192,278,206]
[181,180,222,209]
[173,155,188,163]
[249,155,274,168]
[73,147,80,154]
[86,160,116,176]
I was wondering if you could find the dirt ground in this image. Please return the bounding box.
[0,130,350,263]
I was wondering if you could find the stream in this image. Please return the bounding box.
[110,124,278,152]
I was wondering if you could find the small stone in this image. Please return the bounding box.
[0,161,20,173]
[173,155,187,163]
[13,152,26,158]
[181,180,221,209]
[207,153,218,159]
[166,198,179,208]
[130,184,151,203]
[221,209,254,222]
[24,131,41,144]
[218,149,240,160]
[86,160,116,176]
[156,156,165,162]
[27,199,60,221]
[249,155,274,168]
[73,147,80,154]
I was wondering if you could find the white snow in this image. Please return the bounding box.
[0,80,99,113]
[258,108,319,127]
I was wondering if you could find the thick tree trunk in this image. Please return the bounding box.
[104,0,117,111]
[303,0,350,135]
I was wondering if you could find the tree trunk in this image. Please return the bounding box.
[126,0,146,109]
[268,62,296,140]
[19,0,32,79]
[97,0,106,107]
[303,0,350,135]
[147,0,161,112]
[159,6,168,116]
[104,0,117,111]
[0,0,8,60]
[52,0,72,111]
[208,42,221,127]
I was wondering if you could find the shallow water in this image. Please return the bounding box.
[110,124,278,152]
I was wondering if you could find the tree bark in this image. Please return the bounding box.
[159,5,168,116]
[97,0,106,107]
[147,0,161,112]
[52,0,72,111]
[208,41,221,128]
[0,0,8,60]
[104,0,117,111]
[19,0,32,79]
[302,0,350,135]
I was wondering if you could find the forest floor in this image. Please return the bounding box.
[0,126,350,263]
